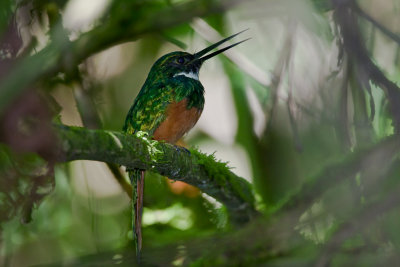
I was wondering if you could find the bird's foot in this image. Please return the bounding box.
[173,145,191,155]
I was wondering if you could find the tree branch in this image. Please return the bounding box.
[354,3,400,46]
[0,0,243,114]
[54,124,258,225]
[43,128,400,266]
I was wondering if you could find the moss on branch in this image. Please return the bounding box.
[54,124,258,225]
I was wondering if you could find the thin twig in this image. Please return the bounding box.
[354,3,400,46]
[337,57,352,150]
[286,23,302,152]
[265,20,295,133]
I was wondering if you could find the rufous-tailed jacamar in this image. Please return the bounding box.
[123,30,248,258]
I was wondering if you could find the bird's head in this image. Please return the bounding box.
[148,30,249,82]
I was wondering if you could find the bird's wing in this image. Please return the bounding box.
[123,81,174,135]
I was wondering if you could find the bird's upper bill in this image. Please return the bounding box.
[192,29,250,65]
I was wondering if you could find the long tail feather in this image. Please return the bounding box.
[129,169,145,261]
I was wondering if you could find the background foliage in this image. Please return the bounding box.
[1,0,400,266]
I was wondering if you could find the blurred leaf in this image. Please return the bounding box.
[257,113,301,206]
[310,0,333,12]
[0,0,13,34]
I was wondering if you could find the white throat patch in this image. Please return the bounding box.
[174,71,199,81]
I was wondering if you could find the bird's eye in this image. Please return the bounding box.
[177,57,185,64]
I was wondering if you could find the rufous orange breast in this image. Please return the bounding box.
[153,98,202,144]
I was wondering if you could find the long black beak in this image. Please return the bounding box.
[193,29,250,64]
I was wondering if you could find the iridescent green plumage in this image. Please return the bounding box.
[123,52,205,136]
[123,31,248,261]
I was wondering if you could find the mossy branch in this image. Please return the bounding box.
[54,124,258,225]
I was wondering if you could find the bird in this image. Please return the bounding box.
[123,30,248,260]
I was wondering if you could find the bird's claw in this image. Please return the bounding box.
[173,145,191,155]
